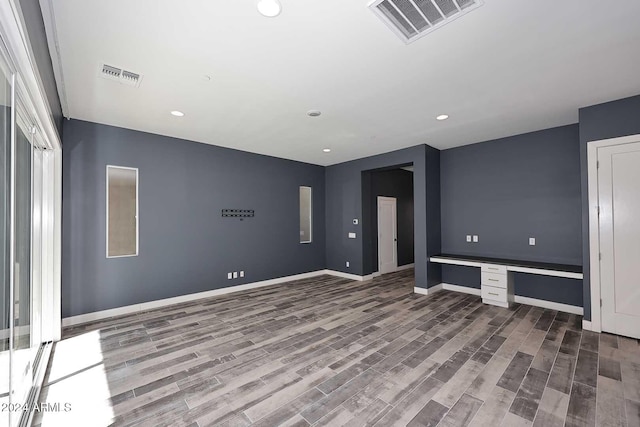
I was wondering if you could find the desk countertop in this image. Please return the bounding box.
[430,254,582,274]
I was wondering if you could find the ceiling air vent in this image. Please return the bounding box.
[369,0,483,44]
[99,63,143,87]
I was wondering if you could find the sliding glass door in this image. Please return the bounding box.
[0,5,62,426]
[11,101,44,421]
[0,41,56,427]
[0,43,12,427]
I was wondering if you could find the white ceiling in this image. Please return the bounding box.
[46,0,640,166]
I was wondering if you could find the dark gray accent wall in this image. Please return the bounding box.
[364,168,414,274]
[578,94,640,321]
[62,119,325,317]
[325,144,441,288]
[18,0,63,135]
[442,265,479,289]
[440,125,583,307]
[441,124,581,265]
[515,274,582,307]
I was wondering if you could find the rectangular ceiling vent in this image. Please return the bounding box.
[99,63,143,87]
[369,0,484,44]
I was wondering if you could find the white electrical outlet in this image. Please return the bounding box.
[240,271,244,277]
[227,272,232,279]
[529,237,536,246]
[466,235,472,242]
[348,232,356,239]
[473,235,479,243]
[233,272,238,279]
[346,261,350,268]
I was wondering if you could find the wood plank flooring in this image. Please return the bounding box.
[35,270,640,426]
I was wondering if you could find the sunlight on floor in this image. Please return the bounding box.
[34,330,115,427]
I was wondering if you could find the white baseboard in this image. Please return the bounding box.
[325,270,374,282]
[513,295,583,315]
[581,320,600,332]
[417,282,583,315]
[414,284,442,296]
[396,263,415,271]
[63,270,328,327]
[443,283,481,296]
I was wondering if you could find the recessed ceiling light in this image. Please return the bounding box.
[323,148,331,153]
[307,110,322,117]
[171,110,184,117]
[436,114,449,121]
[257,0,281,17]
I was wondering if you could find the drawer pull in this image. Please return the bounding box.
[488,292,499,296]
[488,278,499,282]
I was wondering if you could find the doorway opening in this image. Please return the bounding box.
[362,165,415,277]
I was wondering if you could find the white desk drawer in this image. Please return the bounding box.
[481,272,507,289]
[481,264,507,274]
[482,285,507,302]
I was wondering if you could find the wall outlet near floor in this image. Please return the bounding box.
[227,272,232,279]
[240,271,244,277]
[466,235,472,242]
[346,261,350,268]
[529,237,536,246]
[473,235,479,243]
[233,271,238,279]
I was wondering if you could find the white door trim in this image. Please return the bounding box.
[587,133,640,333]
[377,196,398,274]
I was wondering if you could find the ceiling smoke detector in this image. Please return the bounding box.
[369,0,484,44]
[99,63,143,87]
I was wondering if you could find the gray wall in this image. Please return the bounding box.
[440,124,583,307]
[364,168,414,274]
[325,144,441,289]
[62,119,326,317]
[19,0,63,136]
[441,124,581,265]
[578,94,640,321]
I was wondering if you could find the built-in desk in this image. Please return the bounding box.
[429,254,583,309]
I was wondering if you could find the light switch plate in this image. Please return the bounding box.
[348,232,356,239]
[466,235,472,242]
[529,237,536,246]
[473,235,479,243]
[346,261,350,267]
[233,272,238,278]
[240,271,244,277]
[227,272,232,279]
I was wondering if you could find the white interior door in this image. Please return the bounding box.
[378,196,397,274]
[598,140,640,339]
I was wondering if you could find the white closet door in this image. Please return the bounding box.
[378,196,397,274]
[598,141,640,338]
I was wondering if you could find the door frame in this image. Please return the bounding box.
[587,133,640,333]
[377,196,397,274]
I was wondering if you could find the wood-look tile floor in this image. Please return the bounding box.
[35,270,640,426]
